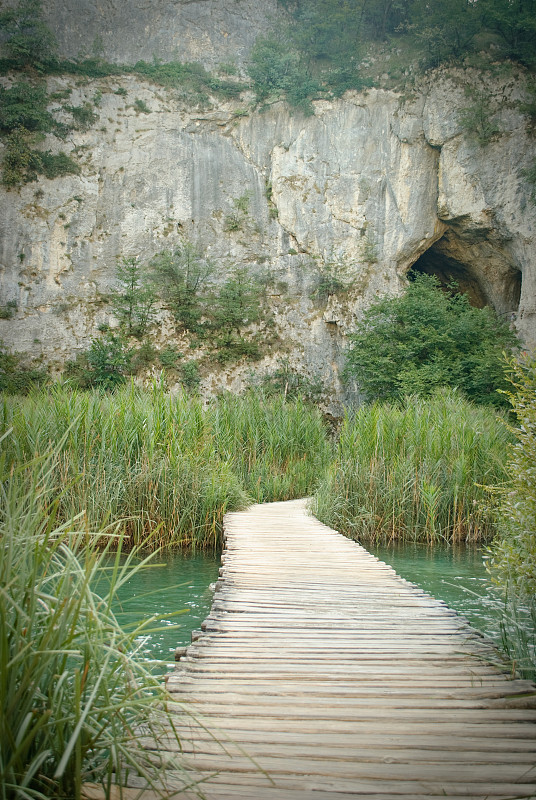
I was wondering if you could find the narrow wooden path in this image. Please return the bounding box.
[160,500,535,798]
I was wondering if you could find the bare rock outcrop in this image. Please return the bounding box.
[0,65,534,406]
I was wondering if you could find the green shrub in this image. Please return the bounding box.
[66,102,98,131]
[0,300,18,320]
[158,344,182,368]
[248,35,319,114]
[1,128,79,186]
[37,150,80,179]
[149,244,213,333]
[1,127,40,186]
[129,59,242,102]
[0,340,46,393]
[0,81,81,186]
[84,333,130,390]
[133,97,151,113]
[311,257,352,302]
[0,0,57,70]
[314,391,510,544]
[213,335,262,364]
[210,268,262,336]
[179,359,200,391]
[129,340,156,372]
[459,89,502,146]
[479,0,536,68]
[256,359,325,402]
[109,256,156,338]
[344,273,519,407]
[0,81,55,133]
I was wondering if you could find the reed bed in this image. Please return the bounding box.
[0,450,198,799]
[212,392,333,502]
[313,391,511,544]
[0,384,331,549]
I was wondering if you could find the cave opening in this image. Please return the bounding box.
[409,237,522,319]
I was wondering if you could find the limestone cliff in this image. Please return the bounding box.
[0,9,534,408]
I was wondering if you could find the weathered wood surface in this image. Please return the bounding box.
[143,500,536,798]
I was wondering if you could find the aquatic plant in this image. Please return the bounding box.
[313,390,510,544]
[0,383,330,549]
[0,443,196,799]
[212,391,332,502]
[487,352,536,594]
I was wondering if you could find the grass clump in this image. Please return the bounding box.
[0,446,195,798]
[313,390,510,545]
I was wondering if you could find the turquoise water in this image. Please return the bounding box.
[369,542,503,641]
[114,543,504,667]
[111,551,220,668]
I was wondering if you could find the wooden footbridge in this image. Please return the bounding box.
[95,499,536,799]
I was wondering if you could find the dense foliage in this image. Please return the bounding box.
[344,274,518,407]
[0,0,57,70]
[488,353,536,594]
[314,390,510,544]
[0,340,46,393]
[248,0,536,109]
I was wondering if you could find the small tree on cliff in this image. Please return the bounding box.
[344,273,519,407]
[110,257,156,338]
[0,0,57,70]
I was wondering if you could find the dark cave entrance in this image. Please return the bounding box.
[409,238,522,318]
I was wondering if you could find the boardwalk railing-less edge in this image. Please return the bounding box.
[88,499,536,800]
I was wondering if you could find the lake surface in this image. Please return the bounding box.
[369,542,503,642]
[115,541,503,669]
[112,551,220,669]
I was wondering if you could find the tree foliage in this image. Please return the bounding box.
[0,81,55,133]
[110,256,156,338]
[344,274,519,407]
[264,0,536,109]
[247,35,320,114]
[0,0,57,70]
[149,243,213,333]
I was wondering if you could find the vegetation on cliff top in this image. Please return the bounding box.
[246,0,536,111]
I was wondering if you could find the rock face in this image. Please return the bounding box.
[0,57,534,408]
[39,0,284,69]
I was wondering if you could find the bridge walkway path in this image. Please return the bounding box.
[118,499,536,798]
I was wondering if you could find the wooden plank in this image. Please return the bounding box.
[131,499,536,799]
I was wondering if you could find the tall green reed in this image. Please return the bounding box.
[313,390,510,544]
[0,384,331,550]
[212,392,332,502]
[0,446,199,799]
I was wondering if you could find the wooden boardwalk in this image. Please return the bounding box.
[144,500,536,798]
